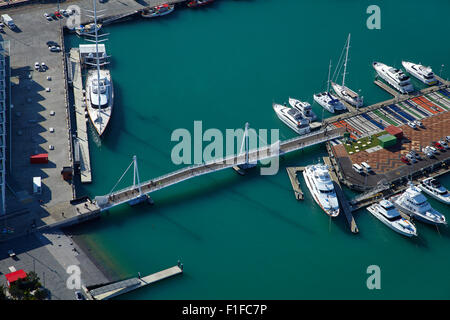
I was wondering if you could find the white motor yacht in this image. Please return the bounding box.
[303,163,340,217]
[367,199,417,237]
[391,184,446,225]
[418,177,450,205]
[273,103,311,135]
[373,61,414,94]
[402,61,437,86]
[288,97,317,121]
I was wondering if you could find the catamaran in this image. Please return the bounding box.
[331,34,363,108]
[402,61,438,86]
[84,0,114,137]
[288,97,317,122]
[314,60,346,113]
[273,103,311,135]
[303,163,340,217]
[367,199,417,237]
[373,61,414,94]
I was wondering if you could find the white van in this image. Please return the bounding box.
[361,162,372,173]
[1,14,15,29]
[352,163,364,174]
[33,176,42,194]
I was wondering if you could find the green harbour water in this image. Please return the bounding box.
[66,0,450,299]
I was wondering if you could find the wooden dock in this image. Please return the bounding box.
[286,167,304,200]
[323,157,359,233]
[70,48,92,184]
[374,79,402,97]
[85,263,183,300]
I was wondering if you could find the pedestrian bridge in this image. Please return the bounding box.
[94,125,345,211]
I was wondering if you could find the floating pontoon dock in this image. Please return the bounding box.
[286,167,304,200]
[70,48,92,183]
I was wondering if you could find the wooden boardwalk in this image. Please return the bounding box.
[323,156,358,233]
[286,167,304,200]
[70,48,92,183]
[374,80,402,97]
[86,264,183,300]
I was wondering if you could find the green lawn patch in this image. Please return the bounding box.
[343,131,386,154]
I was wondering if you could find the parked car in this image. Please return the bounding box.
[34,62,40,70]
[422,147,434,158]
[429,146,439,154]
[55,11,62,19]
[44,13,52,21]
[61,10,69,17]
[414,120,424,128]
[40,62,47,71]
[446,136,450,142]
[410,150,422,160]
[400,155,410,164]
[407,121,417,129]
[49,45,61,52]
[433,141,445,151]
[439,140,449,149]
[406,153,417,163]
[75,291,85,300]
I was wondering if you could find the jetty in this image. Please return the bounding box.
[286,167,304,200]
[374,79,402,97]
[323,156,359,233]
[70,48,92,184]
[84,263,183,300]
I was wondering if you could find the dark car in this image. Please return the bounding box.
[75,291,85,300]
[46,41,59,47]
[50,13,57,20]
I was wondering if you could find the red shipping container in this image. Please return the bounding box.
[30,153,48,164]
[385,125,403,139]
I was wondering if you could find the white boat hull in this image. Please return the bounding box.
[391,195,446,226]
[367,205,417,237]
[273,104,310,135]
[417,184,450,205]
[373,61,414,94]
[402,61,438,86]
[331,82,363,107]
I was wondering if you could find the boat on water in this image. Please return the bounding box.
[417,177,450,205]
[373,61,414,94]
[288,97,317,122]
[314,60,346,113]
[303,163,340,217]
[402,61,438,86]
[141,4,175,18]
[75,23,102,36]
[273,103,311,135]
[331,34,363,108]
[86,69,114,136]
[367,199,417,237]
[391,183,446,225]
[187,0,214,7]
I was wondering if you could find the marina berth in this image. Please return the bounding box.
[418,177,450,205]
[373,61,414,94]
[141,4,175,18]
[303,163,340,217]
[273,103,311,135]
[402,61,438,86]
[367,199,417,237]
[314,60,346,113]
[391,184,447,226]
[288,97,317,121]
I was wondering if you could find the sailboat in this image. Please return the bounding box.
[313,60,346,113]
[331,34,363,108]
[84,0,114,137]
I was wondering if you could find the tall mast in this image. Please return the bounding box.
[342,33,351,87]
[93,0,102,133]
[327,60,332,92]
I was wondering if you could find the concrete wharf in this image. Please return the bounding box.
[69,48,92,183]
[286,167,304,200]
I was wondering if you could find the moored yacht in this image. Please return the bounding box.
[86,69,114,136]
[402,61,438,86]
[303,164,340,217]
[330,34,363,107]
[141,4,175,18]
[288,97,317,121]
[367,199,417,237]
[391,184,446,225]
[373,61,414,94]
[273,103,310,135]
[418,177,450,205]
[314,60,346,113]
[187,0,214,7]
[75,23,102,36]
